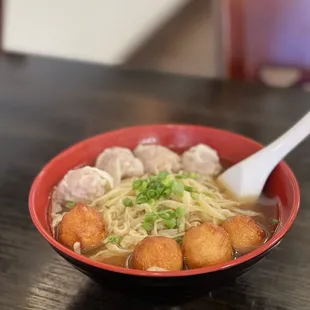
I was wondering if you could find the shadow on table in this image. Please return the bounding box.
[67,278,266,310]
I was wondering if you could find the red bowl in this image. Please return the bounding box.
[29,124,300,301]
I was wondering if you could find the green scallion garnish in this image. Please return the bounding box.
[158,171,169,179]
[184,185,194,192]
[171,180,184,195]
[188,172,199,180]
[65,201,76,208]
[132,179,142,190]
[176,207,184,218]
[132,172,187,205]
[176,172,199,180]
[158,210,175,220]
[142,221,153,232]
[108,235,122,244]
[147,189,159,200]
[163,218,177,229]
[136,193,148,204]
[271,218,279,224]
[162,188,172,198]
[144,212,158,223]
[191,192,199,200]
[175,237,183,246]
[161,178,172,188]
[123,198,133,207]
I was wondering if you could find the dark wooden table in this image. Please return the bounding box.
[0,55,309,310]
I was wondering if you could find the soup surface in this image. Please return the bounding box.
[50,144,279,271]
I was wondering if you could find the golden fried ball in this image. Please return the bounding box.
[183,222,233,269]
[131,236,183,271]
[58,203,107,251]
[222,215,265,253]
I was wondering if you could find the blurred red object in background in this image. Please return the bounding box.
[222,0,310,83]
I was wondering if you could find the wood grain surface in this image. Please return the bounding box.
[0,55,309,310]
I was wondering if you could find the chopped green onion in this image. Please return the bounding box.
[158,171,169,179]
[142,212,158,232]
[158,210,176,220]
[142,221,153,232]
[148,175,157,182]
[175,237,183,246]
[176,207,184,218]
[65,201,76,208]
[161,178,172,187]
[191,192,199,200]
[188,172,199,179]
[148,198,155,206]
[271,218,279,224]
[162,188,172,198]
[141,180,148,190]
[132,180,142,190]
[203,192,215,198]
[136,193,148,204]
[184,186,194,192]
[176,172,199,179]
[164,218,177,229]
[108,235,121,244]
[147,189,158,200]
[144,212,158,223]
[148,181,157,190]
[133,172,187,204]
[123,198,133,207]
[171,180,184,195]
[155,182,166,193]
[175,174,184,179]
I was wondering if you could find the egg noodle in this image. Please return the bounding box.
[87,172,260,261]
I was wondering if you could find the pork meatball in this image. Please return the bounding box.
[95,147,144,185]
[183,222,232,268]
[182,144,222,176]
[134,144,181,175]
[222,215,266,253]
[131,236,183,271]
[54,166,113,205]
[58,203,107,251]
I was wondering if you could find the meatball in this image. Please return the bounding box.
[183,222,232,269]
[182,144,222,176]
[95,147,144,186]
[58,203,107,251]
[131,236,183,271]
[222,215,265,253]
[134,144,181,175]
[54,166,113,205]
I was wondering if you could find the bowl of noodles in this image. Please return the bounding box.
[29,124,300,301]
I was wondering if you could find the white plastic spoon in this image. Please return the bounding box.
[217,111,310,202]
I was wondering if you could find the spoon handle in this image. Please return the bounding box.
[254,111,310,172]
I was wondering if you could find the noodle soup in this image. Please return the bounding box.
[50,144,279,271]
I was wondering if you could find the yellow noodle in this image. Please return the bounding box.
[88,173,261,260]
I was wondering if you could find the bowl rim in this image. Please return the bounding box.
[29,124,300,278]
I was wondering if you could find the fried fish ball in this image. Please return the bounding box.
[131,236,183,271]
[183,222,233,269]
[58,203,107,251]
[222,215,266,253]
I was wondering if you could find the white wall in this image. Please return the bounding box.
[3,0,187,65]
